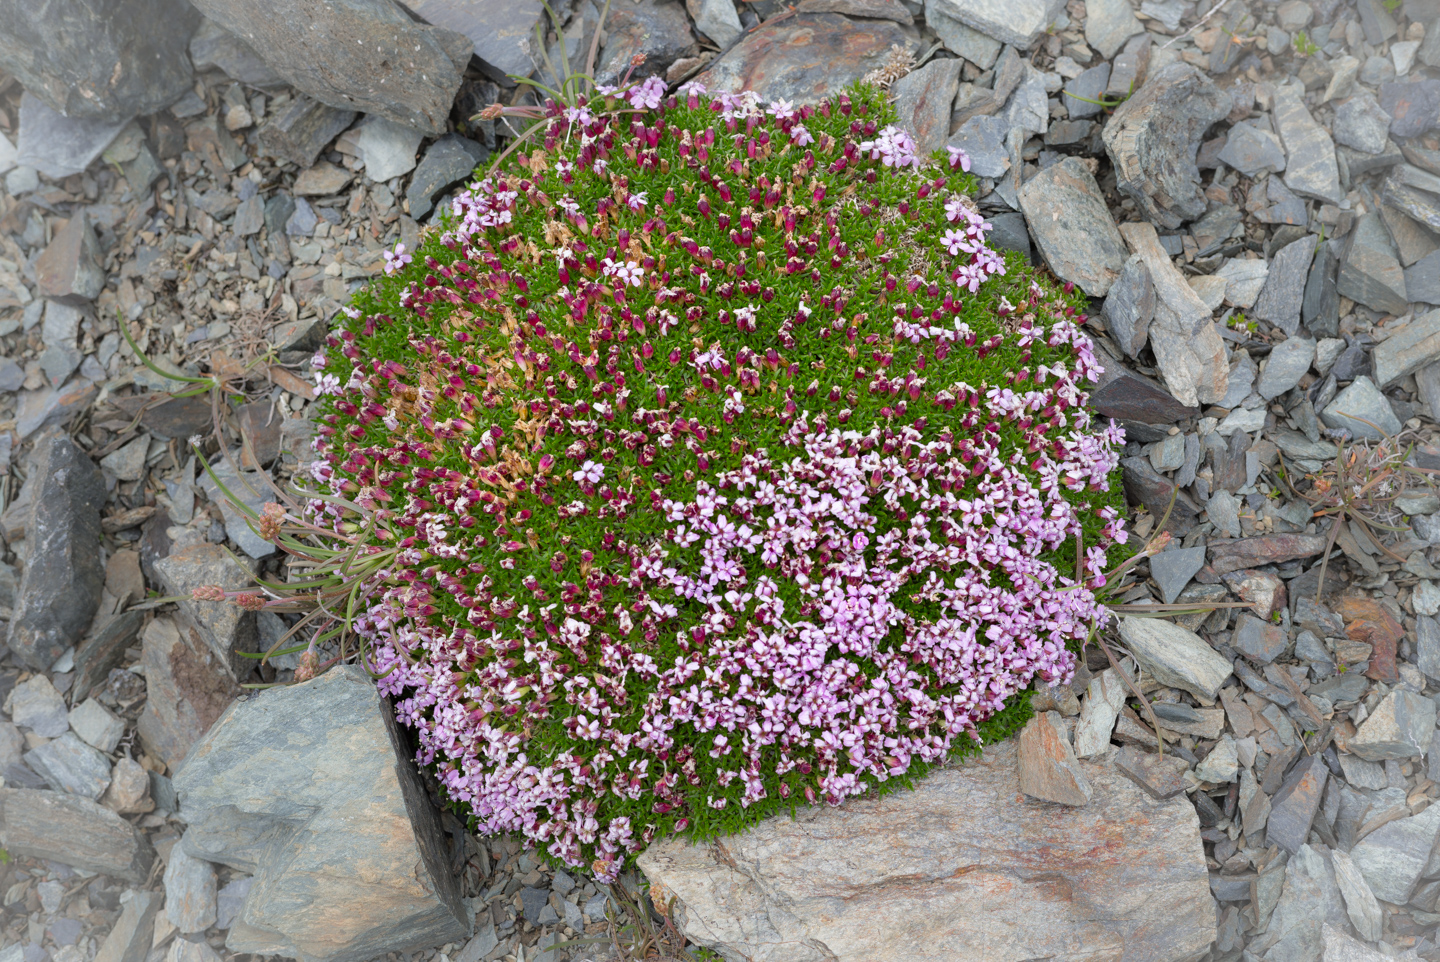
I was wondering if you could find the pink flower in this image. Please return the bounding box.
[383,243,413,274]
[572,460,604,483]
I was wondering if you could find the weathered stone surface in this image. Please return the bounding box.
[1121,457,1200,536]
[947,114,1010,179]
[102,756,155,815]
[1407,249,1440,305]
[15,93,129,178]
[1073,668,1128,758]
[1350,802,1440,904]
[926,0,1064,49]
[698,14,918,104]
[1267,752,1328,854]
[1232,614,1289,665]
[293,161,353,197]
[165,836,218,934]
[1084,0,1143,58]
[25,732,112,799]
[690,0,744,46]
[136,617,239,770]
[1117,616,1233,700]
[1103,64,1231,230]
[927,6,1000,68]
[0,789,155,882]
[1216,257,1269,309]
[1018,711,1092,805]
[1372,308,1440,386]
[1089,354,1197,423]
[639,737,1212,962]
[70,698,124,753]
[92,891,161,962]
[1018,157,1127,297]
[1322,924,1389,962]
[1329,850,1382,942]
[1304,241,1341,337]
[1272,82,1343,205]
[1334,92,1394,155]
[406,133,486,221]
[1251,845,1346,961]
[1113,745,1188,799]
[1321,375,1402,441]
[1217,121,1287,177]
[190,16,285,87]
[36,211,105,304]
[1150,545,1205,604]
[188,0,467,135]
[6,673,70,736]
[154,542,258,676]
[889,59,960,157]
[353,117,424,183]
[406,0,543,81]
[1349,688,1436,760]
[258,97,357,169]
[1380,77,1440,139]
[73,610,145,702]
[594,0,696,86]
[1253,235,1317,336]
[1103,256,1154,358]
[5,435,106,670]
[1338,211,1410,316]
[1119,221,1228,407]
[0,0,198,122]
[174,666,468,962]
[1194,734,1238,783]
[1256,337,1315,401]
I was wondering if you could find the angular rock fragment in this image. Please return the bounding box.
[1338,211,1409,316]
[1329,850,1382,942]
[1253,235,1317,336]
[1266,752,1328,853]
[1250,845,1346,961]
[1117,617,1233,700]
[1217,121,1286,177]
[1102,64,1232,229]
[1216,257,1268,309]
[6,673,70,737]
[1018,157,1128,297]
[1321,375,1402,440]
[1103,256,1154,357]
[36,212,105,304]
[1371,307,1440,386]
[1149,545,1205,605]
[25,732,112,799]
[6,435,106,670]
[1113,745,1188,799]
[925,0,1065,49]
[1348,688,1436,760]
[1273,82,1344,205]
[188,0,467,135]
[1018,711,1092,805]
[1334,92,1394,155]
[92,891,161,962]
[1232,614,1289,664]
[1407,250,1440,305]
[927,9,1000,68]
[406,134,487,221]
[258,97,356,169]
[889,59,960,156]
[1350,802,1440,904]
[0,789,155,882]
[405,0,544,81]
[1073,668,1127,758]
[1256,336,1315,400]
[189,16,286,87]
[1084,0,1143,59]
[1194,734,1238,783]
[164,837,218,934]
[947,115,1010,178]
[154,543,258,676]
[174,666,468,962]
[691,0,744,46]
[136,617,238,769]
[638,737,1213,962]
[1322,924,1390,962]
[593,0,697,87]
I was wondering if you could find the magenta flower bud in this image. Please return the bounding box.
[698,196,711,217]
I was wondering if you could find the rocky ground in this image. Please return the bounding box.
[0,0,1438,960]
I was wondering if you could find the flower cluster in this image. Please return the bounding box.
[309,82,1126,879]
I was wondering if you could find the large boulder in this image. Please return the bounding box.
[639,739,1214,962]
[173,666,469,962]
[186,0,470,135]
[0,0,198,122]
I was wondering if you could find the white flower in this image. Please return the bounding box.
[573,460,604,484]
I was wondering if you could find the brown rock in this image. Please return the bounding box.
[237,401,283,470]
[36,212,105,303]
[1018,710,1093,805]
[1208,534,1328,574]
[796,0,913,21]
[153,542,259,677]
[101,756,156,814]
[697,13,920,104]
[1113,744,1189,799]
[136,617,239,769]
[106,548,146,609]
[0,788,156,882]
[638,738,1214,962]
[1334,595,1402,683]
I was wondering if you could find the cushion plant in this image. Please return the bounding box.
[305,79,1129,879]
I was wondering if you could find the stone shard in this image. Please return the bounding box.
[1266,752,1328,854]
[1349,688,1436,760]
[1117,616,1232,700]
[927,6,1001,68]
[925,0,1065,48]
[36,211,106,304]
[1321,375,1403,441]
[1273,82,1344,205]
[1217,121,1286,177]
[1338,210,1410,316]
[0,0,198,122]
[1018,157,1127,296]
[174,666,468,962]
[638,737,1213,962]
[1407,249,1440,305]
[0,788,155,882]
[189,16,286,87]
[1350,802,1440,904]
[403,0,544,81]
[593,0,697,87]
[697,14,918,104]
[1102,63,1232,230]
[1073,667,1128,758]
[406,134,487,220]
[1103,255,1155,357]
[1372,307,1440,386]
[136,617,238,770]
[1329,849,1382,942]
[1017,711,1092,805]
[1253,235,1318,336]
[1251,845,1346,961]
[164,836,218,934]
[5,435,106,670]
[6,673,70,737]
[1084,0,1143,58]
[1322,924,1390,962]
[154,543,259,677]
[889,59,961,157]
[258,97,357,169]
[691,0,744,46]
[189,0,467,135]
[1256,336,1316,400]
[1118,221,1228,407]
[1113,744,1188,799]
[92,891,161,962]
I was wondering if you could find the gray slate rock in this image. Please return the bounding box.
[1350,802,1440,904]
[15,92,129,179]
[927,5,1002,67]
[5,674,70,737]
[188,0,468,135]
[925,0,1065,49]
[1419,613,1440,682]
[24,732,112,800]
[0,0,198,122]
[1150,546,1205,604]
[0,789,155,882]
[1117,616,1233,700]
[1349,688,1436,760]
[1102,63,1232,229]
[189,16,286,87]
[69,698,124,753]
[353,117,424,183]
[164,837,218,934]
[889,58,961,156]
[407,134,487,220]
[1254,235,1318,336]
[1303,242,1340,338]
[1406,249,1440,305]
[5,435,105,670]
[1232,614,1289,664]
[1104,255,1155,357]
[1337,211,1409,316]
[258,97,356,169]
[1256,336,1315,399]
[1217,121,1286,176]
[1267,752,1329,854]
[1251,845,1346,960]
[1372,308,1440,387]
[947,114,1010,178]
[1380,78,1440,140]
[1084,0,1143,58]
[1018,156,1128,296]
[174,666,469,962]
[92,890,161,962]
[1334,92,1394,155]
[1273,82,1343,205]
[1321,375,1401,440]
[135,617,238,770]
[1063,63,1110,120]
[197,457,277,560]
[405,0,542,81]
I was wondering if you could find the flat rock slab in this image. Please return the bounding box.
[1273,82,1343,204]
[638,738,1213,962]
[889,59,960,157]
[926,0,1065,49]
[174,666,468,962]
[1338,210,1410,316]
[136,617,238,770]
[0,788,155,882]
[1372,307,1440,386]
[1019,156,1128,296]
[0,0,198,122]
[405,0,544,81]
[1117,616,1233,700]
[188,0,467,135]
[1103,63,1232,229]
[1321,375,1402,440]
[697,14,919,104]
